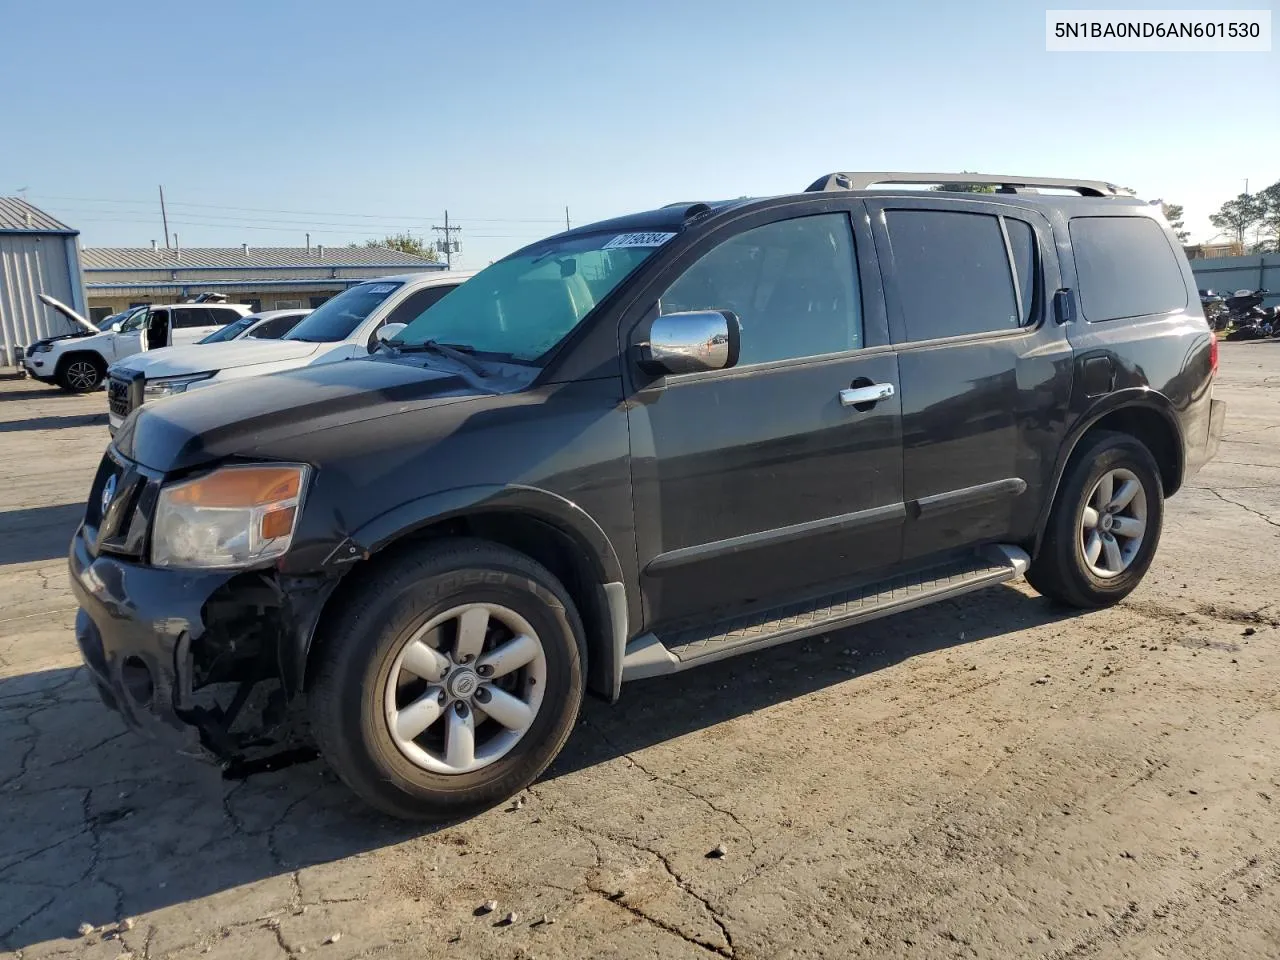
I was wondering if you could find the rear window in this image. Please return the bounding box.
[885,210,1021,341]
[1069,217,1188,322]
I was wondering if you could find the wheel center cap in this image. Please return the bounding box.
[447,668,479,699]
[1100,513,1114,532]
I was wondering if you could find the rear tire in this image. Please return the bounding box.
[308,538,586,821]
[56,354,105,392]
[1027,430,1164,608]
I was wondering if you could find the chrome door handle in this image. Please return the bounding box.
[839,382,895,407]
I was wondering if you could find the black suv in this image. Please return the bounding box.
[71,172,1225,820]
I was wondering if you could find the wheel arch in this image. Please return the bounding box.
[54,349,107,377]
[294,485,628,701]
[1032,392,1184,556]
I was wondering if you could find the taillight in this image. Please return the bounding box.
[1209,335,1219,374]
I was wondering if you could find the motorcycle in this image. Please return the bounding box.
[1199,289,1229,330]
[1223,288,1272,326]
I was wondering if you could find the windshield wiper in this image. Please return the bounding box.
[389,339,490,376]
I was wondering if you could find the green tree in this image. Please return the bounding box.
[1209,193,1265,246]
[1255,181,1280,252]
[930,171,994,194]
[1160,203,1190,244]
[363,232,441,262]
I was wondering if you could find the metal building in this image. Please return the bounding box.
[81,245,445,319]
[0,199,87,369]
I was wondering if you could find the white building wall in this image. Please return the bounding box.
[0,233,82,368]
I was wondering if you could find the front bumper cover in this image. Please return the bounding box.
[69,527,323,761]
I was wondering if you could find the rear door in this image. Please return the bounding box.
[866,196,1070,562]
[173,307,238,345]
[625,202,905,630]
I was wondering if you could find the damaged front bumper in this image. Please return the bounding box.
[69,526,331,762]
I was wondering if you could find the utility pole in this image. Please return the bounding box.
[159,185,171,249]
[432,210,461,269]
[565,206,571,231]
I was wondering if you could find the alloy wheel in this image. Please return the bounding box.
[66,361,99,390]
[1080,467,1147,579]
[383,602,547,775]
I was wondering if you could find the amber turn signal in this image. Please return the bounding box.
[166,466,303,508]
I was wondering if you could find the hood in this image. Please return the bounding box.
[38,294,98,334]
[30,330,96,349]
[115,356,493,472]
[111,338,322,378]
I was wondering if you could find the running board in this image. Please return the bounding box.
[621,545,1029,682]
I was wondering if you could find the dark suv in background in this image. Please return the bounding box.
[70,171,1225,820]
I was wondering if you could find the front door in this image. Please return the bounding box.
[866,197,1071,561]
[626,206,904,631]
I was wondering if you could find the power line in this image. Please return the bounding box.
[28,192,566,224]
[59,215,547,241]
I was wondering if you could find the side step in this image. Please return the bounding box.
[621,545,1029,682]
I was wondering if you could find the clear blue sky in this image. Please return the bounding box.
[3,0,1276,266]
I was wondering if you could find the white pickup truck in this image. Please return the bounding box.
[24,296,251,392]
[107,270,472,433]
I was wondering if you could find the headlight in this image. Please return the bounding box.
[32,343,53,353]
[143,371,217,401]
[152,464,309,569]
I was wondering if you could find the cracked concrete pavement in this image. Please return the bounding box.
[1,344,1278,959]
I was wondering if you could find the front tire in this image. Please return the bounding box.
[308,539,586,821]
[56,354,105,392]
[1027,430,1164,608]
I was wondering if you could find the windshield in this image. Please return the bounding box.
[284,282,403,342]
[200,315,256,343]
[393,231,670,361]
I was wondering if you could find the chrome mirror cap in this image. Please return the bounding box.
[638,310,740,376]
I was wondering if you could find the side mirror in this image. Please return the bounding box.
[637,310,740,376]
[109,322,122,332]
[376,323,407,343]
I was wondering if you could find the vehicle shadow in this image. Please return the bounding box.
[0,583,1075,951]
[0,504,84,564]
[0,388,93,403]
[0,413,107,433]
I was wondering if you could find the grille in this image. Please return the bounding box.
[108,374,134,418]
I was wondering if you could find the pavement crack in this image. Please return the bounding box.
[0,892,56,948]
[0,827,91,877]
[589,875,733,958]
[588,718,759,858]
[1204,488,1280,528]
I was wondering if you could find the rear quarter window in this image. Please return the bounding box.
[1069,216,1188,322]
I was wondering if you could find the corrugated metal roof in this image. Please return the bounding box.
[82,246,441,270]
[0,198,77,234]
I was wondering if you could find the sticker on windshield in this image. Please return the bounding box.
[363,283,397,294]
[602,232,677,249]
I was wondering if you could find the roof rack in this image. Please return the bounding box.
[805,172,1135,198]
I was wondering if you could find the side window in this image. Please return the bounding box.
[384,284,458,327]
[658,213,861,367]
[173,308,211,329]
[886,210,1021,341]
[1069,216,1188,322]
[1004,219,1037,326]
[211,308,243,326]
[250,314,300,339]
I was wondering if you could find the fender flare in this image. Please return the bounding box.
[54,348,107,375]
[1032,389,1185,555]
[346,483,625,584]
[287,484,628,696]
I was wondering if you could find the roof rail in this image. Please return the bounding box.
[805,172,1135,198]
